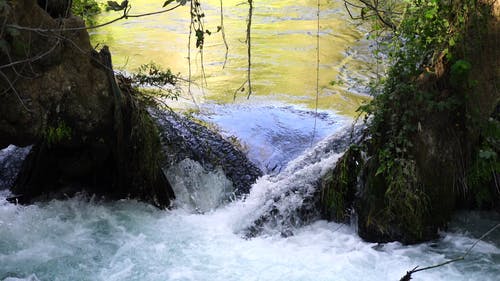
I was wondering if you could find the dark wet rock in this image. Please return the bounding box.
[37,0,72,18]
[0,1,174,207]
[318,145,364,223]
[149,108,262,196]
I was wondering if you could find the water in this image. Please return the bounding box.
[90,0,373,115]
[1,127,500,281]
[166,158,233,212]
[193,102,349,172]
[0,145,30,189]
[1,192,499,281]
[1,1,499,280]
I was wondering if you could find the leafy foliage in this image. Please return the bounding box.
[354,0,495,239]
[131,62,181,102]
[468,117,500,207]
[106,0,128,12]
[72,0,102,24]
[44,121,72,147]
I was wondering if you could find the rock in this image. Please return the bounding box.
[318,145,363,223]
[0,0,174,208]
[149,108,262,197]
[342,1,500,244]
[37,0,72,18]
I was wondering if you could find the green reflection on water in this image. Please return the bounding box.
[91,0,372,116]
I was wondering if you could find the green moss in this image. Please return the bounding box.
[44,121,72,146]
[320,146,362,222]
[129,102,164,190]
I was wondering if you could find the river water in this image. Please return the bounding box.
[1,0,500,280]
[89,0,372,115]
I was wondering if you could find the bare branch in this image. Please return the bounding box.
[219,0,229,69]
[246,0,253,99]
[343,0,399,30]
[5,4,183,33]
[399,223,500,281]
[0,39,60,70]
[0,70,32,112]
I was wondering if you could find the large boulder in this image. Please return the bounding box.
[0,0,174,207]
[149,108,262,197]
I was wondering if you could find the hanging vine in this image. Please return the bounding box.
[186,0,211,104]
[233,0,253,100]
[246,0,253,99]
[311,0,321,146]
[219,0,229,69]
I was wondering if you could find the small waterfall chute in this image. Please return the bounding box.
[232,124,364,237]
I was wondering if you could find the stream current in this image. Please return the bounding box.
[1,1,500,280]
[1,121,500,280]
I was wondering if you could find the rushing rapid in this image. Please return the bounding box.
[1,0,499,279]
[1,122,499,281]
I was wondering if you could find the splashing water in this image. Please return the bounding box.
[1,125,499,281]
[1,191,499,281]
[166,158,233,212]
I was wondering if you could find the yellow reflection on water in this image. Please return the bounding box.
[91,0,372,116]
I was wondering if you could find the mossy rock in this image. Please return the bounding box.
[319,146,363,222]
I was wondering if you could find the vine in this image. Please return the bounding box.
[219,0,229,69]
[311,0,320,146]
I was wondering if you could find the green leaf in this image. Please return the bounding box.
[451,59,472,77]
[479,149,496,160]
[448,37,455,47]
[106,0,128,11]
[162,0,174,7]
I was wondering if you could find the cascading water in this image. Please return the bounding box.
[2,116,499,281]
[0,145,30,190]
[1,0,498,279]
[233,124,363,238]
[166,158,234,212]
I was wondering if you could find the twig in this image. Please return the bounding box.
[343,0,397,30]
[219,0,229,69]
[0,39,60,70]
[233,80,246,101]
[6,4,183,33]
[246,0,253,99]
[187,0,195,105]
[311,0,321,147]
[399,223,500,281]
[0,70,32,112]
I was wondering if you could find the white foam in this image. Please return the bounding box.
[166,158,234,213]
[1,191,499,281]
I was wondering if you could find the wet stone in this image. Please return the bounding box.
[148,108,263,196]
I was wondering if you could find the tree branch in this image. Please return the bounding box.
[399,223,500,281]
[5,4,183,33]
[343,0,398,30]
[246,0,253,99]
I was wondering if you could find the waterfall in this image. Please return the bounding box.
[0,125,499,281]
[0,145,30,190]
[166,158,234,212]
[231,124,363,237]
[152,114,362,236]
